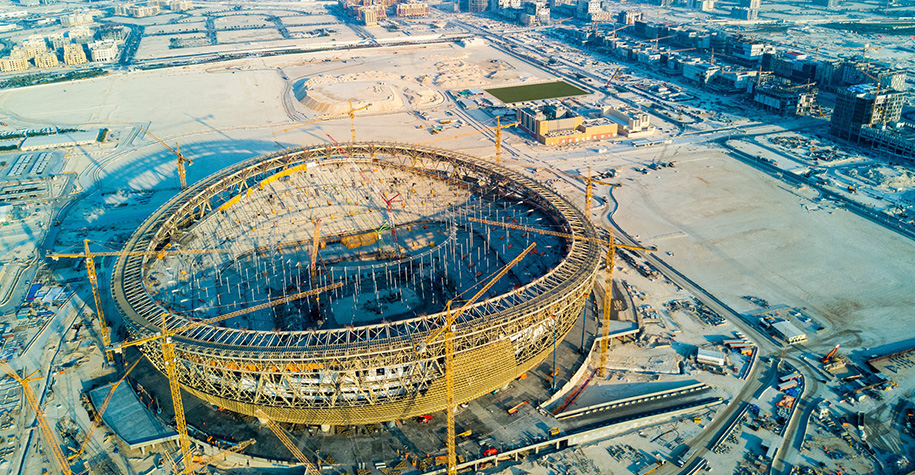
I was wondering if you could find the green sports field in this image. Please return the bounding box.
[485,81,588,104]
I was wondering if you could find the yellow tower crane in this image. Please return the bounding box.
[110,281,343,474]
[1,362,70,475]
[500,160,621,213]
[47,240,231,366]
[467,218,655,377]
[141,127,193,190]
[418,118,519,166]
[416,242,536,475]
[253,409,321,474]
[273,101,371,140]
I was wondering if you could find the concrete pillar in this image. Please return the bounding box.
[321,424,332,433]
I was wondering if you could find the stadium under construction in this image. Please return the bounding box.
[111,143,602,426]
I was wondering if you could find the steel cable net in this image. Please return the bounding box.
[112,143,602,424]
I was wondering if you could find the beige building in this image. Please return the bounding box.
[61,12,94,27]
[63,44,88,65]
[21,35,48,58]
[33,51,59,68]
[114,4,131,15]
[48,32,67,50]
[168,0,192,11]
[517,105,618,145]
[128,5,160,17]
[604,105,654,137]
[89,40,118,62]
[361,5,384,27]
[0,54,29,72]
[396,1,429,16]
[68,25,95,43]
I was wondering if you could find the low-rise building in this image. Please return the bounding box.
[21,35,48,58]
[603,105,654,137]
[681,61,720,85]
[517,103,618,145]
[859,122,915,161]
[696,348,726,366]
[0,54,29,72]
[168,0,192,11]
[128,4,160,17]
[63,43,88,65]
[33,51,59,68]
[396,1,428,16]
[60,12,94,27]
[48,32,67,50]
[89,40,119,62]
[68,25,95,43]
[753,82,817,116]
[772,320,807,344]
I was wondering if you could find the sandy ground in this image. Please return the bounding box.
[1,31,914,473]
[607,146,915,353]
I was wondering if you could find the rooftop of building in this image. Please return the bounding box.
[88,382,179,450]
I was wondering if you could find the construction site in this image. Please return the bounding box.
[113,142,601,426]
[3,2,915,472]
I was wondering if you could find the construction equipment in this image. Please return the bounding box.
[254,409,321,474]
[1,362,70,475]
[380,192,403,244]
[501,158,621,212]
[141,127,192,189]
[310,218,322,279]
[606,24,631,39]
[190,439,255,472]
[418,118,519,166]
[417,243,535,475]
[69,358,142,462]
[466,218,654,377]
[605,67,623,88]
[47,240,231,366]
[822,344,840,364]
[345,100,372,143]
[275,101,371,140]
[111,281,343,474]
[647,34,674,50]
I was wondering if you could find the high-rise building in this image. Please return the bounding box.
[830,84,904,142]
[738,0,761,9]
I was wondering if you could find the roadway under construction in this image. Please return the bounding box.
[111,142,603,426]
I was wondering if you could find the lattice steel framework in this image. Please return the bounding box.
[111,143,602,425]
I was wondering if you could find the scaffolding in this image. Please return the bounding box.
[111,143,602,425]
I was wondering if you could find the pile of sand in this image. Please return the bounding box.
[847,165,915,190]
[297,71,442,114]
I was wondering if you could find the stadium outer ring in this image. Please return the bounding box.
[110,142,603,425]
